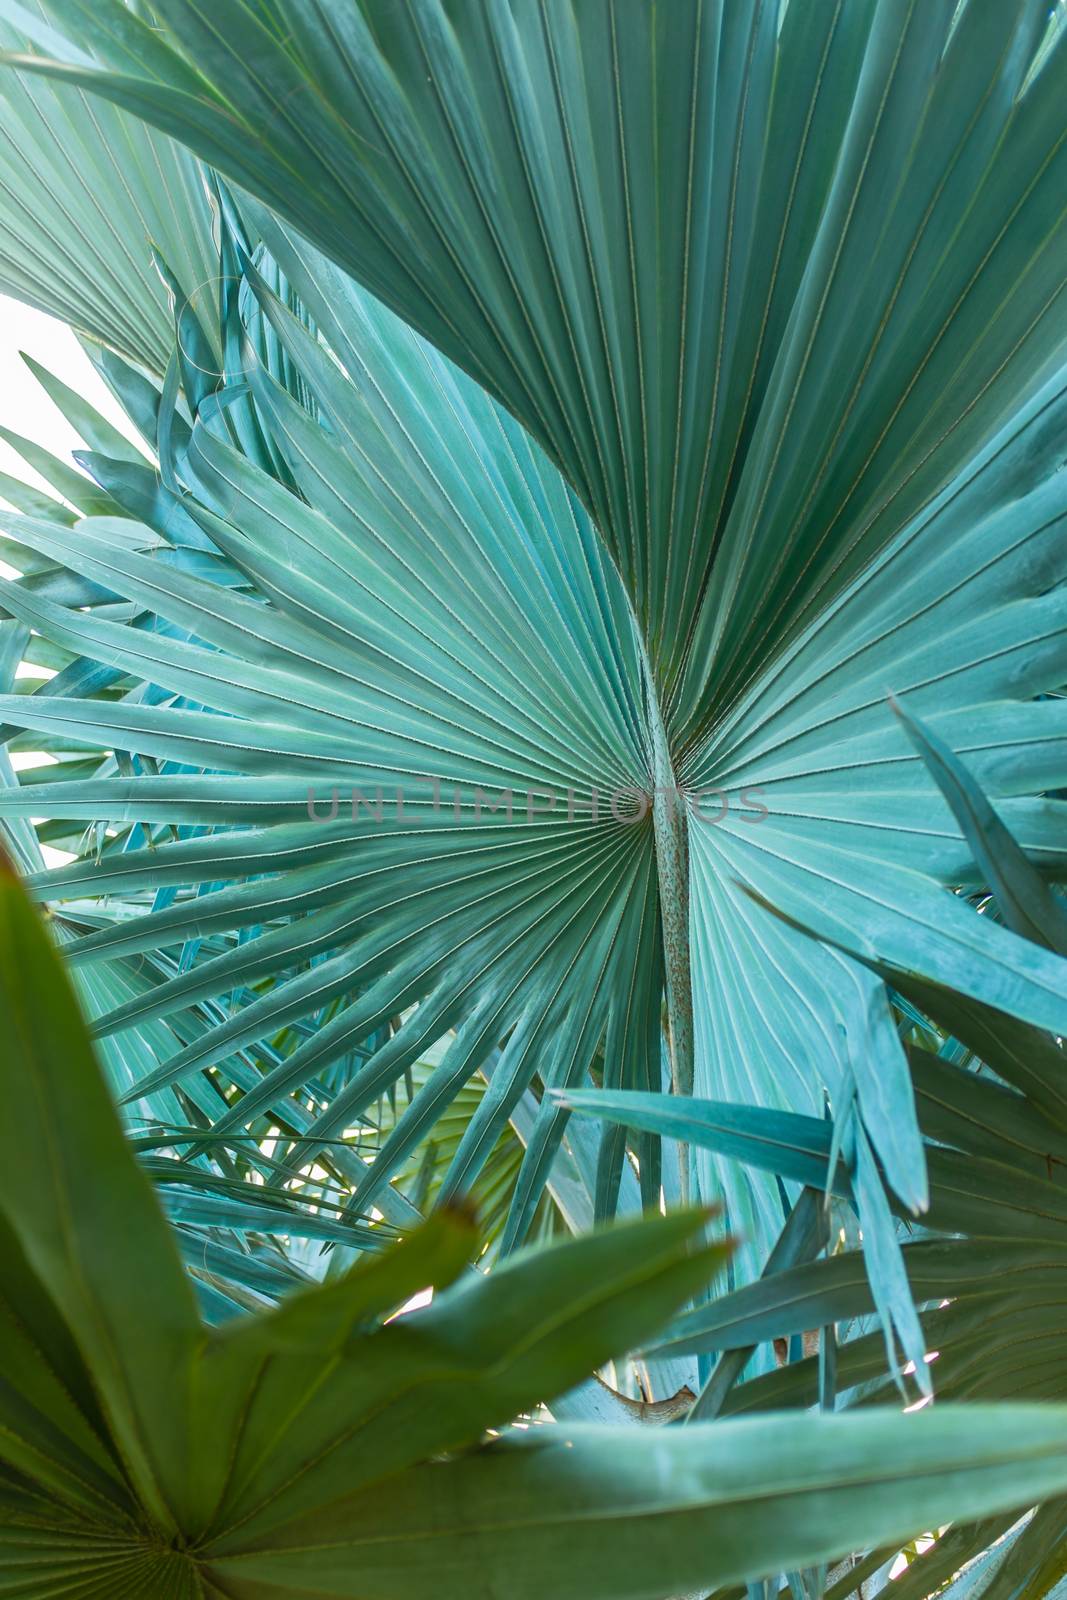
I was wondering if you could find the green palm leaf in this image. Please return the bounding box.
[3,7,1067,1592]
[7,852,1067,1599]
[0,236,669,1250]
[3,0,1067,1284]
[561,769,1067,1591]
[0,0,219,373]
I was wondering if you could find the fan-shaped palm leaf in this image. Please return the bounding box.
[0,0,221,374]
[4,1,1067,1284]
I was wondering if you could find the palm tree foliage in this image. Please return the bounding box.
[0,3,216,372]
[565,722,1067,1590]
[15,856,1067,1598]
[1,0,1067,1592]
[8,855,1067,1598]
[4,0,1067,1276]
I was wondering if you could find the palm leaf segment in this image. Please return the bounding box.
[0,214,664,1253]
[9,853,1067,1600]
[2,1,1067,1268]
[561,783,1067,1591]
[0,1,218,374]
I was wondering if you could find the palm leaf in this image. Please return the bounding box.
[8,852,1067,1597]
[0,228,665,1249]
[0,0,219,373]
[5,0,1067,1281]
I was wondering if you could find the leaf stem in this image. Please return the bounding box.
[641,647,695,1202]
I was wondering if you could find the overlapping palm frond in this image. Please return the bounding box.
[2,0,1066,1293]
[17,852,1067,1600]
[0,0,219,373]
[565,734,1067,1594]
[2,4,1067,1594]
[0,217,666,1258]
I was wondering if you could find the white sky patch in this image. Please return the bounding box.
[0,298,138,873]
[0,293,143,503]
